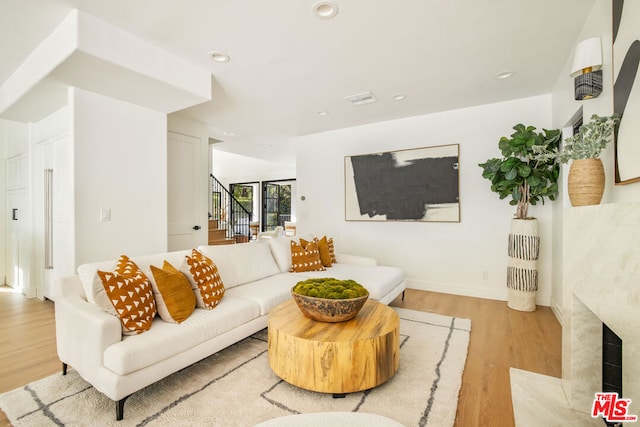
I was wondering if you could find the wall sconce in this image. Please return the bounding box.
[570,37,603,100]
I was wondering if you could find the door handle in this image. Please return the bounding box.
[193,225,201,230]
[12,208,18,220]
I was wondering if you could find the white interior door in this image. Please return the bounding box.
[32,134,73,300]
[6,189,26,292]
[168,132,204,250]
[6,153,31,296]
[31,140,50,298]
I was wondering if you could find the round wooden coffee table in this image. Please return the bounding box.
[268,299,399,394]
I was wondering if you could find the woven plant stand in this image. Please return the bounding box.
[506,218,539,312]
[567,158,605,206]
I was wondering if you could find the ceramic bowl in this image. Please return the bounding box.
[291,288,369,322]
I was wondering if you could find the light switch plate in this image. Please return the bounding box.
[100,208,111,222]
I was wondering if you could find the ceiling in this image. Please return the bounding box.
[0,0,596,164]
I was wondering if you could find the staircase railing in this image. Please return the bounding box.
[210,174,252,242]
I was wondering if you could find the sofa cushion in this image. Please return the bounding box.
[197,243,280,289]
[149,261,196,323]
[294,264,404,301]
[97,255,157,335]
[181,249,225,310]
[225,274,301,315]
[103,296,260,375]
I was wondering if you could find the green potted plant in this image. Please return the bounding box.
[478,124,561,311]
[554,114,618,206]
[478,124,561,219]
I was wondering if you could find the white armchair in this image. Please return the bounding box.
[257,226,284,241]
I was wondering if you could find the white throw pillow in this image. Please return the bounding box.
[268,237,294,273]
[77,259,119,315]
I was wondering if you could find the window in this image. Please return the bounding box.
[262,179,295,231]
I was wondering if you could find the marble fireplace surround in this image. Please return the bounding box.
[511,202,640,425]
[564,202,640,414]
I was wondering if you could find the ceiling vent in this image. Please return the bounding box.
[344,91,377,106]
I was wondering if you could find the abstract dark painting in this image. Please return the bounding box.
[613,0,640,184]
[345,144,460,222]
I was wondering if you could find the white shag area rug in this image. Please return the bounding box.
[0,308,470,427]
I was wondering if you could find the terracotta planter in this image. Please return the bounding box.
[567,158,605,206]
[506,218,539,312]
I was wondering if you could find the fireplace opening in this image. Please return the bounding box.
[602,322,623,426]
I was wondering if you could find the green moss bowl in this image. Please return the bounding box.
[291,278,369,323]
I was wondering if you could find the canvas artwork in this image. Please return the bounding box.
[344,144,460,222]
[613,0,640,184]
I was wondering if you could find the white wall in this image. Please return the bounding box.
[71,87,168,264]
[295,95,556,305]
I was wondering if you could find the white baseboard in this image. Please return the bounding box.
[550,302,564,326]
[406,278,508,302]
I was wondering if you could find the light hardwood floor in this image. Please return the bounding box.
[0,287,561,426]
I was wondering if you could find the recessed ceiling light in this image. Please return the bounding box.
[223,131,235,136]
[393,94,406,101]
[497,71,514,80]
[313,1,338,19]
[208,50,230,63]
[318,111,329,116]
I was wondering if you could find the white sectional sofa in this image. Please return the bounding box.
[54,236,406,420]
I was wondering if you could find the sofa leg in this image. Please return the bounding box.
[62,363,68,376]
[402,290,405,301]
[116,396,130,421]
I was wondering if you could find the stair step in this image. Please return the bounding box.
[208,229,226,240]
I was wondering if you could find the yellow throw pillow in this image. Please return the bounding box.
[290,240,325,272]
[328,237,337,264]
[300,236,332,267]
[182,249,225,310]
[150,261,196,323]
[97,255,157,335]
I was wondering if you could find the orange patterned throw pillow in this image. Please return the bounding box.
[290,240,326,272]
[182,249,225,309]
[328,237,337,264]
[300,236,333,267]
[97,255,157,335]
